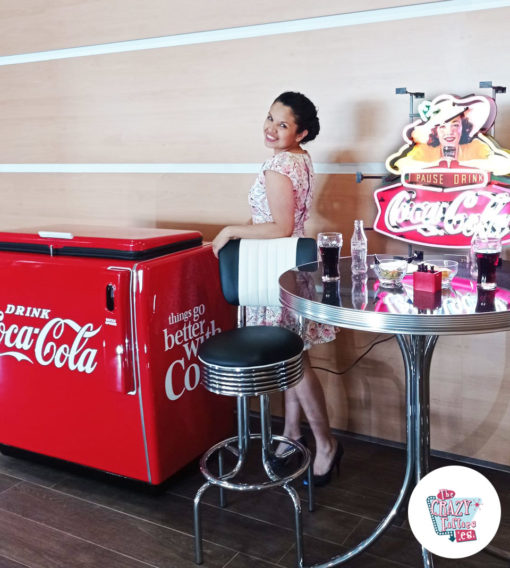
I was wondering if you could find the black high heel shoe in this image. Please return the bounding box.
[269,436,307,472]
[312,441,344,487]
[277,435,307,459]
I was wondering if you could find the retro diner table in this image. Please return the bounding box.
[279,255,510,567]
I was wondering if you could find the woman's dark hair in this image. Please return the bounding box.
[273,91,320,143]
[428,115,474,147]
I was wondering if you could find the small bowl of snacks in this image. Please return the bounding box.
[424,259,458,288]
[373,255,409,288]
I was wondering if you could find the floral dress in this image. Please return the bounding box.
[246,151,337,349]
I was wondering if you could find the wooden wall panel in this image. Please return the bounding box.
[0,0,442,55]
[1,8,509,164]
[0,173,251,232]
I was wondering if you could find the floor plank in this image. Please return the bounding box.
[0,555,31,568]
[0,509,155,568]
[0,482,234,568]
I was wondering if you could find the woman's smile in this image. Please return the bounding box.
[438,117,462,148]
[263,101,307,154]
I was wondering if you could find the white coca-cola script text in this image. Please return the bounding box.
[0,308,101,374]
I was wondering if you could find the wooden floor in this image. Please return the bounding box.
[0,427,509,568]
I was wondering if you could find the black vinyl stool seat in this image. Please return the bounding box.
[200,326,304,395]
[193,238,317,568]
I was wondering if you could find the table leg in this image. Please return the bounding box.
[397,335,437,481]
[397,334,438,568]
[303,339,419,567]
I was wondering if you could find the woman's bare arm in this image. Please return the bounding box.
[212,170,294,256]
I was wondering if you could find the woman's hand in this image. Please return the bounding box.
[212,226,232,258]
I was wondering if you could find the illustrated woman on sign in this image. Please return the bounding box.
[387,94,510,176]
[212,92,342,487]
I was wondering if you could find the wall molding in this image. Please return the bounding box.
[0,0,509,66]
[0,163,386,175]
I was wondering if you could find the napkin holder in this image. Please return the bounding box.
[413,265,442,311]
[413,268,441,293]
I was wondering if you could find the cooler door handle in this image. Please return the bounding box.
[106,284,115,311]
[104,271,135,394]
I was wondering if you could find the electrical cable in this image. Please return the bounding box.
[355,333,386,349]
[311,335,396,376]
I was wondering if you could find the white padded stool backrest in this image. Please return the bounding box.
[238,237,299,307]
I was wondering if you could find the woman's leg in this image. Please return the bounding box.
[281,386,302,440]
[291,352,337,475]
[274,388,302,456]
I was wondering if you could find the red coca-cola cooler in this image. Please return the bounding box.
[0,225,235,484]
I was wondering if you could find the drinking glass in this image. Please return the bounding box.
[317,232,342,282]
[322,281,342,306]
[473,236,501,290]
[475,288,496,312]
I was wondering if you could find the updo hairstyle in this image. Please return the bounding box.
[273,91,320,144]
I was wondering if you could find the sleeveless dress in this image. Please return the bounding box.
[246,151,337,349]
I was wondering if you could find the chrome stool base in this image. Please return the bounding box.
[193,393,314,568]
[194,327,313,567]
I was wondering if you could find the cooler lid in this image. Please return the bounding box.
[0,225,203,260]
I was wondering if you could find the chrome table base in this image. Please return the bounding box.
[301,334,438,568]
[398,334,437,568]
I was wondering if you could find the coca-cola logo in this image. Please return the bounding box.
[374,175,510,248]
[162,303,221,401]
[0,304,101,374]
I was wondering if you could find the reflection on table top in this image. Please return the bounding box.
[279,255,510,336]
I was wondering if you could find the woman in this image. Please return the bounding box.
[212,92,342,486]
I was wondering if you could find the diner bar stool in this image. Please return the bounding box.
[193,237,317,568]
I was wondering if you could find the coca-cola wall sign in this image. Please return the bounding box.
[374,93,510,248]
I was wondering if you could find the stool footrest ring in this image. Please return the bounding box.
[200,434,310,491]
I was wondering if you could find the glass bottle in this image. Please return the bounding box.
[351,220,368,274]
[469,224,486,280]
[351,273,368,310]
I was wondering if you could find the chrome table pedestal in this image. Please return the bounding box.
[396,334,437,568]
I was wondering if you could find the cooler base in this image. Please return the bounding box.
[0,444,198,492]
